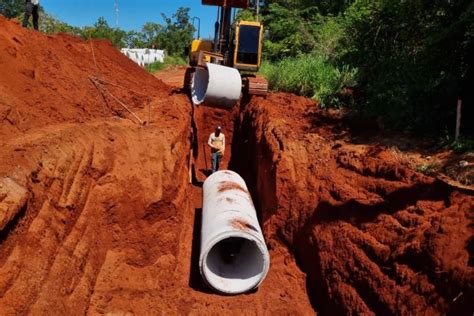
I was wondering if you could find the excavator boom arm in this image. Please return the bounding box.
[202,0,249,9]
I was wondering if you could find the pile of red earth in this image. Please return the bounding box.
[0,15,167,139]
[0,15,473,315]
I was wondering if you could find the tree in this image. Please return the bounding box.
[155,7,194,56]
[261,3,320,60]
[81,17,127,48]
[338,0,474,131]
[141,22,163,47]
[253,0,473,133]
[0,0,24,18]
[124,30,147,48]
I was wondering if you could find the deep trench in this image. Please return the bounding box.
[225,100,321,312]
[185,97,471,315]
[187,98,271,284]
[187,98,317,309]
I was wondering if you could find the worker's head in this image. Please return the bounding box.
[215,126,222,136]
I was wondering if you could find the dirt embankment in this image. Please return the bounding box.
[231,93,474,315]
[0,105,192,314]
[0,16,197,314]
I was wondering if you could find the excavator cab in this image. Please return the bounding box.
[234,21,263,72]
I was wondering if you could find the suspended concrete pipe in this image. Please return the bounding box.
[192,62,242,108]
[200,170,270,294]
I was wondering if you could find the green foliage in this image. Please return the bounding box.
[447,138,474,154]
[40,13,81,35]
[153,7,194,57]
[0,0,24,18]
[122,7,195,56]
[416,162,440,176]
[145,55,187,73]
[163,55,187,66]
[123,30,147,48]
[338,0,474,132]
[256,0,473,135]
[235,8,257,22]
[262,3,319,60]
[81,17,127,48]
[145,60,165,73]
[261,54,357,107]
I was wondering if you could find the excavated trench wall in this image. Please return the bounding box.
[0,100,194,314]
[230,93,474,315]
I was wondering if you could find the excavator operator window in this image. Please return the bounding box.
[236,25,260,66]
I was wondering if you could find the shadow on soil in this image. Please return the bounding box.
[189,208,212,293]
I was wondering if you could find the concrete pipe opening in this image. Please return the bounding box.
[191,63,242,108]
[202,235,267,294]
[192,67,209,105]
[200,170,270,295]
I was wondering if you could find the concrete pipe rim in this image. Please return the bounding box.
[191,66,208,105]
[200,231,270,295]
[205,170,240,182]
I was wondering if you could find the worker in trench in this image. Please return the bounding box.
[22,0,40,31]
[208,126,225,174]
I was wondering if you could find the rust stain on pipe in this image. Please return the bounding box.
[230,219,258,233]
[217,181,248,194]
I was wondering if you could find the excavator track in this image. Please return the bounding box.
[243,76,268,96]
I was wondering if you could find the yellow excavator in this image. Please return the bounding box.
[185,0,268,108]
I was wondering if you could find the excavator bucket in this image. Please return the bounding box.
[202,0,249,8]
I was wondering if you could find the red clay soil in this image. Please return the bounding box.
[230,93,474,315]
[154,66,188,89]
[1,15,473,315]
[0,18,313,315]
[0,16,167,139]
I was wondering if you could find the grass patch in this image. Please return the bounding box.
[146,61,165,73]
[146,55,187,73]
[260,54,357,107]
[449,138,474,154]
[416,162,440,176]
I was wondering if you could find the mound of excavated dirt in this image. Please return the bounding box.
[0,16,167,139]
[231,93,474,315]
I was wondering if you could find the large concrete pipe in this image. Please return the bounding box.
[191,63,242,108]
[200,170,270,294]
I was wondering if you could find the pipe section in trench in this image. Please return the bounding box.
[200,170,270,294]
[191,63,242,108]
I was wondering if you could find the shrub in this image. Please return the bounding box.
[260,54,357,107]
[145,55,187,73]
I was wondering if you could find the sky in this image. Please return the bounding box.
[41,0,220,39]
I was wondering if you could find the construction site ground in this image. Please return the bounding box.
[0,17,473,315]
